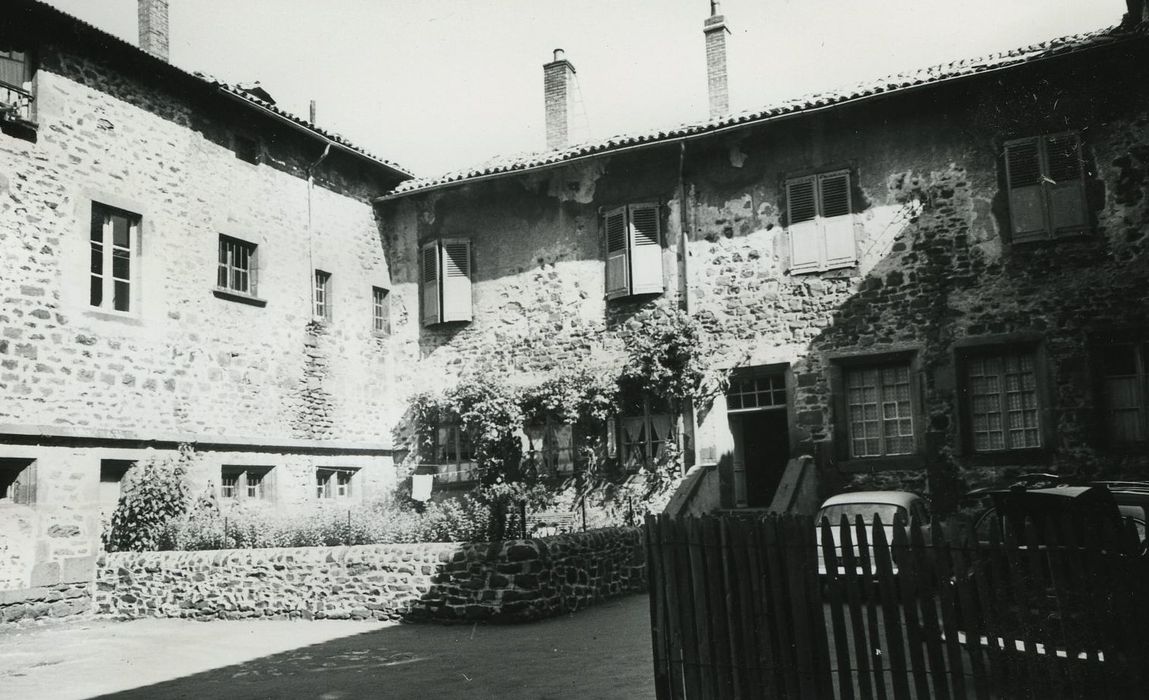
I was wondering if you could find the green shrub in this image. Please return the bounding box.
[103,445,196,552]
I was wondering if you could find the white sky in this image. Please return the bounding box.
[42,0,1119,176]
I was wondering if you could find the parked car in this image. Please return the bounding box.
[815,490,930,576]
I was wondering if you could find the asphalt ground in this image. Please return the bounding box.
[0,593,655,700]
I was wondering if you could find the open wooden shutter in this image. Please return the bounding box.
[787,176,820,273]
[15,460,36,506]
[1045,133,1088,236]
[1005,138,1048,243]
[604,207,629,299]
[440,239,472,322]
[819,171,856,268]
[628,203,664,295]
[420,241,440,326]
[263,467,278,504]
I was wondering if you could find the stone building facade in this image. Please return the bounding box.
[377,13,1149,512]
[0,0,408,613]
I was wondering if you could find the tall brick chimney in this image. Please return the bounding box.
[543,49,576,150]
[704,0,730,118]
[138,0,170,62]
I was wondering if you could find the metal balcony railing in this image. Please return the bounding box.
[0,82,33,123]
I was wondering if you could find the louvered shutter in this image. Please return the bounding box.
[1045,133,1088,235]
[787,177,820,272]
[420,241,440,326]
[819,171,856,268]
[1005,138,1048,242]
[440,239,473,322]
[604,207,629,299]
[628,203,664,295]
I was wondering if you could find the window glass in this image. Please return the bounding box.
[967,350,1041,452]
[846,363,914,458]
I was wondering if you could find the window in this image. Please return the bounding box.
[604,203,663,300]
[316,467,357,500]
[220,466,273,500]
[0,48,32,122]
[526,417,576,475]
[1004,133,1088,242]
[233,134,261,164]
[0,459,36,505]
[421,239,472,326]
[727,373,787,413]
[217,235,258,296]
[313,270,331,320]
[427,420,478,483]
[619,395,673,472]
[786,170,855,273]
[90,203,139,313]
[372,286,390,334]
[1100,343,1148,445]
[965,350,1043,452]
[99,459,134,513]
[844,363,916,458]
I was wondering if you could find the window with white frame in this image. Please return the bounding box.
[1004,132,1088,243]
[316,467,357,500]
[845,363,915,458]
[89,203,139,313]
[965,350,1043,452]
[786,170,856,273]
[0,48,32,122]
[313,270,331,320]
[619,394,672,472]
[0,458,36,505]
[420,239,472,326]
[217,235,258,296]
[604,203,664,300]
[1100,342,1148,445]
[372,286,390,334]
[727,373,787,412]
[220,466,273,500]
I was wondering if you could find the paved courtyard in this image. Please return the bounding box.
[0,594,654,699]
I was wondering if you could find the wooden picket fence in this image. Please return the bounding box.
[645,512,1149,699]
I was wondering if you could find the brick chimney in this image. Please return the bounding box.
[138,0,170,61]
[704,0,730,118]
[543,49,576,150]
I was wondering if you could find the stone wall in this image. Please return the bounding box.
[94,527,645,623]
[0,580,91,624]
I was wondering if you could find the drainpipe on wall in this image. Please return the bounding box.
[677,140,698,476]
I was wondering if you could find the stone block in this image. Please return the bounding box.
[61,555,98,584]
[29,561,61,588]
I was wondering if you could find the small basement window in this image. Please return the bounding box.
[99,459,134,512]
[221,465,274,500]
[0,458,37,505]
[316,467,358,500]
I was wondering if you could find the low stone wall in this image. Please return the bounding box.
[95,527,645,622]
[0,580,92,623]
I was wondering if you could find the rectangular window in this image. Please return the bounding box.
[526,417,576,475]
[1101,343,1148,445]
[217,235,258,296]
[427,420,478,483]
[966,351,1042,452]
[727,373,787,413]
[0,458,36,505]
[99,459,134,513]
[316,467,358,499]
[1004,132,1088,242]
[314,270,331,320]
[420,239,472,326]
[220,466,273,500]
[604,203,664,300]
[619,395,673,472]
[845,364,915,458]
[787,170,856,274]
[372,286,390,334]
[0,48,32,122]
[90,203,139,313]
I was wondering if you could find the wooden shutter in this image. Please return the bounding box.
[15,460,36,506]
[819,171,856,268]
[1045,133,1088,235]
[263,467,278,504]
[420,241,440,326]
[1005,138,1048,242]
[628,203,664,295]
[604,207,629,299]
[440,239,472,323]
[787,177,820,272]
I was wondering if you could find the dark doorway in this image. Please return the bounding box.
[741,410,790,508]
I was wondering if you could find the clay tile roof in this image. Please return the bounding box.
[23,0,412,179]
[382,22,1145,199]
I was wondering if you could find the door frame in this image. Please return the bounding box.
[727,363,796,508]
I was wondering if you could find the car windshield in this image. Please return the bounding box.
[818,503,907,526]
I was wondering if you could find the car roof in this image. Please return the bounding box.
[819,491,922,509]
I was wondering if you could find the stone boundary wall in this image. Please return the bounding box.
[0,580,92,624]
[95,527,645,623]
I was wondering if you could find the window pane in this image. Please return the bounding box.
[90,243,103,274]
[112,215,130,248]
[112,250,130,280]
[90,276,103,307]
[113,281,130,312]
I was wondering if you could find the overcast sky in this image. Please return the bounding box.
[43,0,1118,176]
